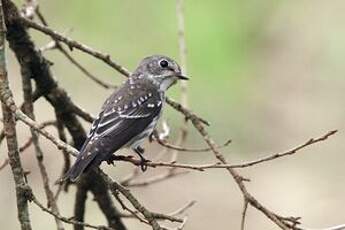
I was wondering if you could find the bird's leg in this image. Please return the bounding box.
[134,146,150,171]
[106,154,132,165]
[106,154,118,165]
[149,130,158,142]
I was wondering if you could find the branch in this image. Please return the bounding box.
[229,130,337,169]
[168,200,196,217]
[20,17,131,77]
[0,121,56,171]
[7,85,336,230]
[54,117,71,194]
[21,64,64,230]
[2,91,177,230]
[189,112,295,229]
[77,170,127,230]
[156,137,232,152]
[30,191,113,230]
[0,2,32,229]
[125,170,189,187]
[35,9,117,89]
[165,97,209,126]
[100,128,337,172]
[19,16,208,127]
[3,3,127,229]
[100,170,173,230]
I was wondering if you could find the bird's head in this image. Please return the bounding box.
[133,55,188,91]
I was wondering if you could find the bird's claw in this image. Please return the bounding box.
[139,158,151,172]
[134,146,150,172]
[106,158,115,165]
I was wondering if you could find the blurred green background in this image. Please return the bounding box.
[2,0,345,229]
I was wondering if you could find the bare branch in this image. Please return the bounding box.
[0,121,56,171]
[176,0,188,106]
[240,199,249,230]
[1,98,176,230]
[126,170,189,187]
[168,200,196,217]
[101,128,337,173]
[100,170,174,229]
[189,112,294,229]
[15,109,79,157]
[21,64,64,229]
[30,191,113,230]
[35,9,117,89]
[232,130,338,169]
[156,137,232,152]
[70,101,96,123]
[20,17,131,77]
[0,2,32,229]
[165,97,209,126]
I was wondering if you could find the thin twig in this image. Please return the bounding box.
[35,9,117,89]
[70,101,96,122]
[0,121,56,171]
[126,170,189,187]
[21,17,131,77]
[113,192,150,224]
[54,117,71,195]
[21,65,64,229]
[241,199,249,230]
[156,138,232,152]
[31,193,112,230]
[165,97,209,126]
[230,130,337,169]
[168,200,196,217]
[100,170,166,230]
[120,148,169,186]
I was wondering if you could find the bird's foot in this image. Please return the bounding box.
[106,155,133,165]
[134,146,150,172]
[106,156,116,165]
[138,155,151,172]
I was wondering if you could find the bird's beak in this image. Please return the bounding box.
[176,74,189,80]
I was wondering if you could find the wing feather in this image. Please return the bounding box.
[64,86,163,181]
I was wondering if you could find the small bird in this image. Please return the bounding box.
[64,55,188,181]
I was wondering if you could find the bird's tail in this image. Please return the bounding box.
[62,151,98,182]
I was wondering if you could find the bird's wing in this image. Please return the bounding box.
[65,87,163,181]
[85,89,162,152]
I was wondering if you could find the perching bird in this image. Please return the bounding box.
[64,55,188,181]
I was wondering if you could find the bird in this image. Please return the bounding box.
[64,55,188,181]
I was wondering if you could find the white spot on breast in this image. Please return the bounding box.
[147,103,155,108]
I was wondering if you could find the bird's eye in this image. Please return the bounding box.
[159,59,169,68]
